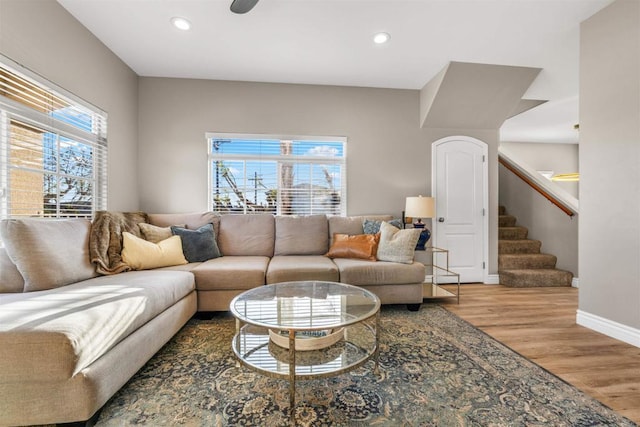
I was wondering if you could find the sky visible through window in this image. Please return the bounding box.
[210,138,345,214]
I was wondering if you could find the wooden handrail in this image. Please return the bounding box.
[499,157,575,217]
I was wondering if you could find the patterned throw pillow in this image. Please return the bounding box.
[363,218,403,234]
[376,221,421,264]
[121,232,187,270]
[138,222,185,243]
[170,223,221,263]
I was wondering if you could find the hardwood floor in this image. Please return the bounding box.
[435,284,640,424]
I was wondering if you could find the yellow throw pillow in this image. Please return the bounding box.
[121,232,188,270]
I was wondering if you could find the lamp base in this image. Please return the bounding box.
[415,228,431,251]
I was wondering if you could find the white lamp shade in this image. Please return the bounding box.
[405,196,435,219]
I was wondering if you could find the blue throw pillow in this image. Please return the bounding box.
[170,223,221,263]
[363,219,403,234]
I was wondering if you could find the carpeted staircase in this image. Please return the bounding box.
[499,206,573,287]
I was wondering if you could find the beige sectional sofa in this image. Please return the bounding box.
[0,212,425,426]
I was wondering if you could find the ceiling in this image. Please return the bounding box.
[57,0,612,143]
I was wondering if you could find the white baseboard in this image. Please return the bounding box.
[484,274,500,284]
[576,309,640,348]
[571,277,579,288]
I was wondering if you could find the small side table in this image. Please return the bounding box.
[414,246,460,304]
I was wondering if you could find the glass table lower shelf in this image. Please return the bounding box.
[423,283,458,299]
[233,321,377,378]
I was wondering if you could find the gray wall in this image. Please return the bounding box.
[499,163,578,275]
[0,0,139,211]
[500,141,579,198]
[580,0,640,329]
[137,77,431,217]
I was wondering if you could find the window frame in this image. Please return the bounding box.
[206,133,347,216]
[0,54,108,219]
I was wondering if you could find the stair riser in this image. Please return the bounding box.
[499,215,517,227]
[499,240,542,254]
[499,254,557,270]
[499,227,528,240]
[500,270,573,288]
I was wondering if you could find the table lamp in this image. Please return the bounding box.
[405,196,435,250]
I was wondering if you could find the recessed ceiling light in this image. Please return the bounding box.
[171,17,191,31]
[373,32,390,44]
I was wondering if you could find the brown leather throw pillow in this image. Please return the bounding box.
[325,233,380,261]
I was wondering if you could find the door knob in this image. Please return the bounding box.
[438,217,445,222]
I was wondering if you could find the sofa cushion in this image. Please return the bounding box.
[267,255,339,284]
[138,222,185,243]
[377,222,421,264]
[171,224,221,262]
[192,256,269,290]
[0,248,24,293]
[121,233,187,270]
[0,219,97,292]
[148,212,221,237]
[274,215,328,256]
[325,233,379,261]
[0,270,195,383]
[154,262,202,272]
[333,258,425,286]
[218,214,275,256]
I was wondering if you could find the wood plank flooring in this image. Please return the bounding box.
[435,284,640,424]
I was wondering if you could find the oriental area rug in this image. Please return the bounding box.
[94,305,635,426]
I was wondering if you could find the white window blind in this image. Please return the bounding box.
[0,56,107,219]
[207,134,346,216]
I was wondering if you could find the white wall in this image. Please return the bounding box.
[579,0,640,337]
[500,141,579,198]
[137,77,432,216]
[0,0,139,211]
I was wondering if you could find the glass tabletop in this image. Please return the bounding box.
[229,281,380,330]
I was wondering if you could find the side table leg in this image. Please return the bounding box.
[288,329,296,422]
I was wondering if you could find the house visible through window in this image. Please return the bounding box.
[207,134,346,215]
[0,55,107,219]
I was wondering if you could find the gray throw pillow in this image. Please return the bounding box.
[170,223,221,263]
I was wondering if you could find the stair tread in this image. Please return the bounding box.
[499,215,517,227]
[499,253,555,258]
[500,268,572,275]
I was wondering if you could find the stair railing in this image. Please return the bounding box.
[498,146,579,217]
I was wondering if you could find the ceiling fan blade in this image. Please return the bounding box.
[230,0,259,14]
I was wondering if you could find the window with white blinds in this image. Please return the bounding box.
[0,56,107,219]
[207,134,346,215]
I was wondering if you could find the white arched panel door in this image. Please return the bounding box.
[432,136,487,283]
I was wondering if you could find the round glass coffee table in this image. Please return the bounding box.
[229,281,381,420]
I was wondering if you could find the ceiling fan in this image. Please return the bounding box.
[230,0,259,14]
